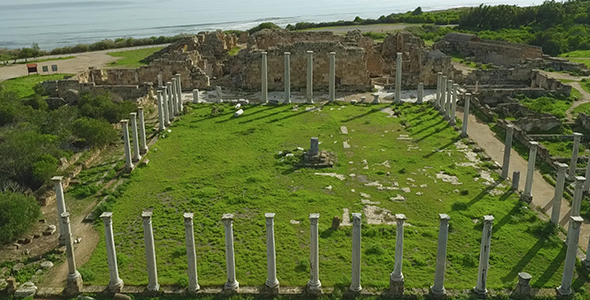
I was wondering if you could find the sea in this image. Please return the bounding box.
[0,0,543,50]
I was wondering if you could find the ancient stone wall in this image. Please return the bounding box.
[463,68,532,86]
[530,71,572,96]
[42,79,152,101]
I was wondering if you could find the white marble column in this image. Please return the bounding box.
[350,213,362,292]
[435,73,442,108]
[390,214,406,295]
[156,90,165,131]
[183,213,200,293]
[431,214,450,296]
[569,133,583,178]
[52,176,67,245]
[395,53,402,104]
[130,113,141,162]
[120,120,134,172]
[162,84,171,125]
[175,74,183,113]
[439,76,447,114]
[445,80,453,120]
[572,176,586,217]
[584,225,590,268]
[261,52,268,103]
[142,211,159,291]
[551,163,569,224]
[474,215,494,296]
[265,213,279,292]
[461,93,471,137]
[222,214,239,291]
[193,89,200,104]
[521,141,538,203]
[61,212,83,295]
[307,213,321,292]
[167,81,176,116]
[417,83,424,104]
[557,216,584,296]
[157,74,163,87]
[450,83,458,125]
[172,78,179,115]
[584,158,590,191]
[138,107,148,155]
[284,52,291,104]
[501,125,514,179]
[100,212,124,293]
[306,51,314,104]
[329,52,336,102]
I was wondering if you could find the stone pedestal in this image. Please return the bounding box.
[120,120,134,173]
[142,211,159,292]
[551,163,568,224]
[156,90,165,131]
[350,213,362,292]
[52,176,67,246]
[571,176,586,217]
[329,52,336,102]
[265,213,279,293]
[284,52,291,104]
[395,52,402,104]
[513,273,532,296]
[183,213,200,293]
[222,214,239,292]
[558,216,583,296]
[307,213,322,294]
[431,214,450,296]
[261,52,268,103]
[511,171,520,190]
[417,83,424,104]
[569,133,583,179]
[193,89,200,104]
[61,212,83,296]
[310,137,319,156]
[474,215,494,296]
[306,51,314,104]
[100,212,124,293]
[520,141,538,203]
[461,93,471,137]
[390,214,406,295]
[130,113,141,162]
[138,107,148,155]
[501,125,514,179]
[372,94,379,104]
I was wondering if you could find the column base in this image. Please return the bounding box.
[125,164,135,173]
[430,286,446,296]
[473,286,487,298]
[557,286,572,296]
[461,132,469,138]
[306,281,322,295]
[132,156,141,163]
[389,275,404,295]
[224,280,239,293]
[64,271,83,296]
[264,281,280,295]
[108,278,124,293]
[519,193,532,203]
[146,283,160,292]
[140,148,148,155]
[187,284,200,295]
[449,120,456,126]
[349,284,362,293]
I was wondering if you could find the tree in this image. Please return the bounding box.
[0,191,41,244]
[73,117,118,148]
[412,7,423,15]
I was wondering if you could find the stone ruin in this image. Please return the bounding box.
[300,137,337,168]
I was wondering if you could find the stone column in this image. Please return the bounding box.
[284,52,291,104]
[511,171,520,190]
[265,213,279,293]
[572,176,586,217]
[100,212,124,293]
[461,93,471,137]
[61,212,83,295]
[306,51,314,104]
[157,74,163,87]
[501,125,514,179]
[120,120,134,172]
[551,163,568,224]
[171,78,179,115]
[390,214,406,295]
[557,216,584,296]
[474,215,494,296]
[372,93,380,104]
[261,52,268,103]
[52,176,67,245]
[350,213,362,292]
[395,52,402,104]
[183,213,200,293]
[130,113,141,162]
[215,86,223,103]
[175,74,183,113]
[307,213,321,293]
[439,76,447,114]
[584,158,590,191]
[417,83,424,104]
[435,73,442,109]
[162,84,171,125]
[514,273,532,296]
[431,214,450,296]
[521,141,538,203]
[450,84,458,125]
[222,214,239,291]
[138,107,148,155]
[445,80,453,120]
[193,89,200,104]
[569,133,583,178]
[156,90,165,131]
[310,137,319,156]
[329,52,336,102]
[142,211,159,291]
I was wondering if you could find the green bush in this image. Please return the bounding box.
[31,154,58,187]
[0,192,41,244]
[73,117,118,147]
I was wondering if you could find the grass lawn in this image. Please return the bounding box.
[0,73,72,98]
[519,95,573,119]
[80,103,578,291]
[540,139,585,158]
[107,47,164,69]
[559,50,590,58]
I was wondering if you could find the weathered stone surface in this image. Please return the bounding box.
[113,293,132,300]
[40,261,54,269]
[14,282,37,298]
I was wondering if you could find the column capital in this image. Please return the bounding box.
[465,93,472,97]
[309,213,320,225]
[529,141,539,147]
[129,112,137,117]
[141,211,152,220]
[329,52,336,56]
[61,212,71,223]
[352,213,361,226]
[172,77,176,82]
[557,162,568,170]
[167,81,172,85]
[576,176,586,184]
[157,90,163,94]
[284,52,290,56]
[574,132,583,138]
[184,212,194,220]
[120,119,129,124]
[437,72,443,75]
[261,51,267,56]
[222,213,234,226]
[265,213,275,226]
[483,215,494,223]
[100,212,113,224]
[439,214,450,222]
[396,52,402,57]
[307,50,313,54]
[571,216,584,226]
[138,106,144,112]
[51,176,64,182]
[395,214,407,222]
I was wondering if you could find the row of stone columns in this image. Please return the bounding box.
[433,73,466,132]
[120,107,148,173]
[156,74,184,132]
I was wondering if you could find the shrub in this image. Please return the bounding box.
[72,117,118,147]
[0,191,41,244]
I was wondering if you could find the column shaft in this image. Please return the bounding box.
[157,91,165,131]
[570,133,583,178]
[61,212,83,295]
[130,113,141,162]
[395,53,402,104]
[222,214,239,291]
[501,125,514,179]
[474,215,494,296]
[450,84,458,125]
[171,79,179,115]
[265,213,279,290]
[522,141,538,201]
[390,214,406,294]
[193,89,200,104]
[306,51,314,103]
[436,73,442,108]
[307,213,321,291]
[551,163,568,224]
[138,107,148,154]
[175,74,183,113]
[558,216,583,296]
[100,212,124,292]
[162,85,171,125]
[261,52,268,103]
[417,83,424,104]
[142,211,159,291]
[585,157,590,191]
[572,176,586,217]
[284,52,291,104]
[445,80,453,119]
[52,176,67,245]
[461,93,471,137]
[439,76,447,114]
[329,52,336,102]
[184,213,200,293]
[350,213,362,292]
[121,120,134,172]
[431,214,450,295]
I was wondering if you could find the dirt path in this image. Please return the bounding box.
[566,81,590,120]
[457,111,590,251]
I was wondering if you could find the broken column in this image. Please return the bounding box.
[431,214,450,296]
[222,214,239,292]
[557,216,584,296]
[569,133,583,178]
[142,211,159,291]
[551,163,568,224]
[261,52,268,103]
[417,83,424,104]
[284,52,291,104]
[390,214,406,295]
[329,52,336,102]
[474,215,494,296]
[307,213,321,293]
[445,79,453,120]
[265,213,279,293]
[61,212,83,295]
[520,141,538,203]
[372,93,380,104]
[310,137,319,156]
[513,273,532,296]
[120,120,134,172]
[571,176,586,217]
[306,51,314,104]
[461,93,471,137]
[511,171,520,190]
[157,74,163,87]
[52,176,67,246]
[183,213,200,293]
[439,76,447,114]
[138,107,148,155]
[130,113,141,162]
[350,213,362,292]
[175,74,183,113]
[216,86,223,103]
[100,212,124,293]
[193,89,200,104]
[156,90,165,131]
[450,83,458,125]
[395,52,402,104]
[501,125,514,179]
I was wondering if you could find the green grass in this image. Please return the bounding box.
[107,47,164,68]
[566,58,590,68]
[573,102,590,116]
[559,50,590,58]
[228,46,241,56]
[0,73,72,98]
[559,79,576,83]
[540,139,585,158]
[581,79,590,94]
[519,95,573,119]
[571,87,582,100]
[80,103,578,291]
